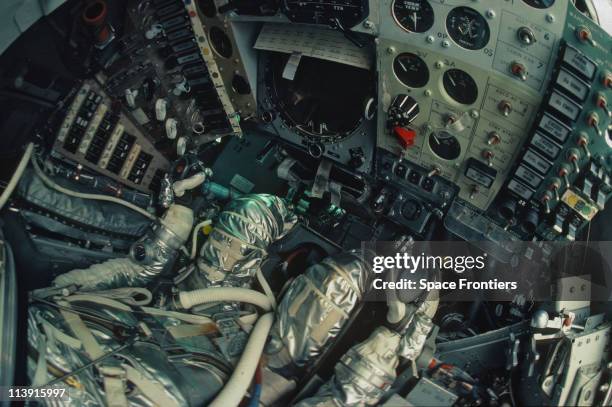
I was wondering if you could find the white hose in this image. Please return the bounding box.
[256,268,277,310]
[209,313,274,407]
[0,142,33,210]
[178,287,273,311]
[31,155,157,222]
[191,219,212,259]
[173,172,207,197]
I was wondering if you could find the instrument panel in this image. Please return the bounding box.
[36,0,612,243]
[376,0,572,210]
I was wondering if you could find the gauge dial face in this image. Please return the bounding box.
[266,53,373,142]
[446,7,490,50]
[522,0,555,8]
[429,131,461,160]
[393,53,429,88]
[442,69,478,105]
[392,0,435,33]
[209,26,232,58]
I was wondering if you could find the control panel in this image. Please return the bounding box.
[375,149,458,234]
[52,82,169,193]
[497,5,612,241]
[375,0,569,210]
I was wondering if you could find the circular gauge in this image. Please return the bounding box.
[446,7,490,50]
[393,53,430,88]
[522,0,555,8]
[442,69,478,105]
[209,26,232,58]
[392,0,435,33]
[429,131,461,160]
[266,53,374,142]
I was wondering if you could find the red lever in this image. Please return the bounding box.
[394,126,416,149]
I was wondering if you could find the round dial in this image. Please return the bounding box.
[392,0,435,33]
[209,26,232,58]
[522,0,555,9]
[443,69,478,105]
[446,7,490,50]
[429,131,461,160]
[265,53,374,142]
[393,53,429,88]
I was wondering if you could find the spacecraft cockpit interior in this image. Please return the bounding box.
[0,0,611,406]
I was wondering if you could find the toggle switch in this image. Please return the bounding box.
[511,62,528,81]
[498,100,513,116]
[577,133,591,158]
[576,26,597,47]
[487,131,501,145]
[541,191,552,214]
[470,185,479,200]
[548,178,561,201]
[427,166,441,178]
[604,71,612,89]
[596,93,611,118]
[558,164,572,188]
[482,149,495,167]
[567,149,581,174]
[586,112,603,137]
[517,26,536,45]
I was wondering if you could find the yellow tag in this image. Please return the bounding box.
[561,189,598,221]
[202,224,213,235]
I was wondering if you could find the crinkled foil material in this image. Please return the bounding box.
[185,194,296,289]
[398,306,434,361]
[296,327,401,407]
[27,299,225,406]
[266,251,370,377]
[53,205,192,291]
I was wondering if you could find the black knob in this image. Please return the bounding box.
[521,208,539,235]
[498,198,517,222]
[132,244,147,262]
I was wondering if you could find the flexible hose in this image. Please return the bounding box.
[256,268,277,310]
[0,142,34,210]
[209,313,274,407]
[31,154,157,222]
[178,288,273,311]
[191,219,212,259]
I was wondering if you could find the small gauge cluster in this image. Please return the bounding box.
[376,0,572,211]
[391,1,493,50]
[282,0,369,28]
